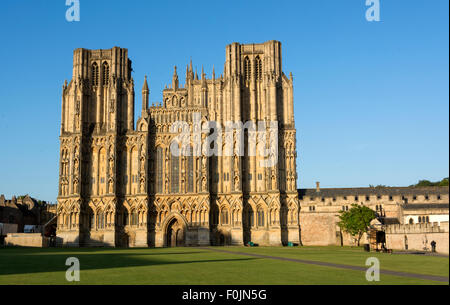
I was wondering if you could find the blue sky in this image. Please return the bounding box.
[0,0,448,202]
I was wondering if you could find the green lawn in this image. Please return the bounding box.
[220,246,450,277]
[0,246,447,285]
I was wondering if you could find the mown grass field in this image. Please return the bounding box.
[0,246,448,285]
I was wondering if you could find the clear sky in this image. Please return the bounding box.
[0,0,448,202]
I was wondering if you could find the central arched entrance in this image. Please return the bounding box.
[166,218,185,247]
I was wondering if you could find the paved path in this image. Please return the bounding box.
[392,251,449,258]
[199,247,449,283]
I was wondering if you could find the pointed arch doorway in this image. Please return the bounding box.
[166,217,185,247]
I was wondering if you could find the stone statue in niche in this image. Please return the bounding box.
[109,156,114,176]
[233,155,239,171]
[73,179,78,194]
[74,158,79,173]
[140,178,145,193]
[108,178,114,193]
[234,175,240,191]
[202,176,207,191]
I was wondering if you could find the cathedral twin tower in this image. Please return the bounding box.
[57,41,300,247]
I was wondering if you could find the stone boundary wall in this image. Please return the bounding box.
[385,222,448,234]
[385,222,449,254]
[5,233,48,247]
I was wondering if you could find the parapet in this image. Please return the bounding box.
[385,222,449,234]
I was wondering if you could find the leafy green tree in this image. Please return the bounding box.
[375,184,387,188]
[415,180,433,187]
[338,204,376,246]
[411,177,449,187]
[439,178,449,186]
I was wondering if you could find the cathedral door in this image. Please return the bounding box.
[166,218,185,247]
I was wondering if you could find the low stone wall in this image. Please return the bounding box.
[300,213,337,245]
[385,222,449,254]
[5,233,48,247]
[300,212,367,246]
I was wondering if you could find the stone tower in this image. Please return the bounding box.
[57,47,144,246]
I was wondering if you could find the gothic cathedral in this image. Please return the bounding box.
[56,41,300,247]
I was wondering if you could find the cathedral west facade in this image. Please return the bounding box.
[56,41,300,247]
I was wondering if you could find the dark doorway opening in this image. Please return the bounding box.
[166,218,185,247]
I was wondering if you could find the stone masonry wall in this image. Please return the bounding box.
[385,222,449,254]
[5,233,48,247]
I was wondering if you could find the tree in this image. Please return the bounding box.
[410,177,449,187]
[338,204,376,246]
[439,178,449,186]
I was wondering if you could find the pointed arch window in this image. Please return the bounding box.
[255,56,262,80]
[156,147,163,193]
[257,208,265,227]
[131,147,138,194]
[244,56,251,81]
[171,152,179,193]
[97,212,105,229]
[131,210,138,226]
[92,62,99,86]
[221,208,229,225]
[102,61,109,86]
[187,147,194,193]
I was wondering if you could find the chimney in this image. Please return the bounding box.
[316,181,320,192]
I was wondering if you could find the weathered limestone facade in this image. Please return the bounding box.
[385,222,449,254]
[56,41,300,247]
[299,184,449,248]
[5,233,50,248]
